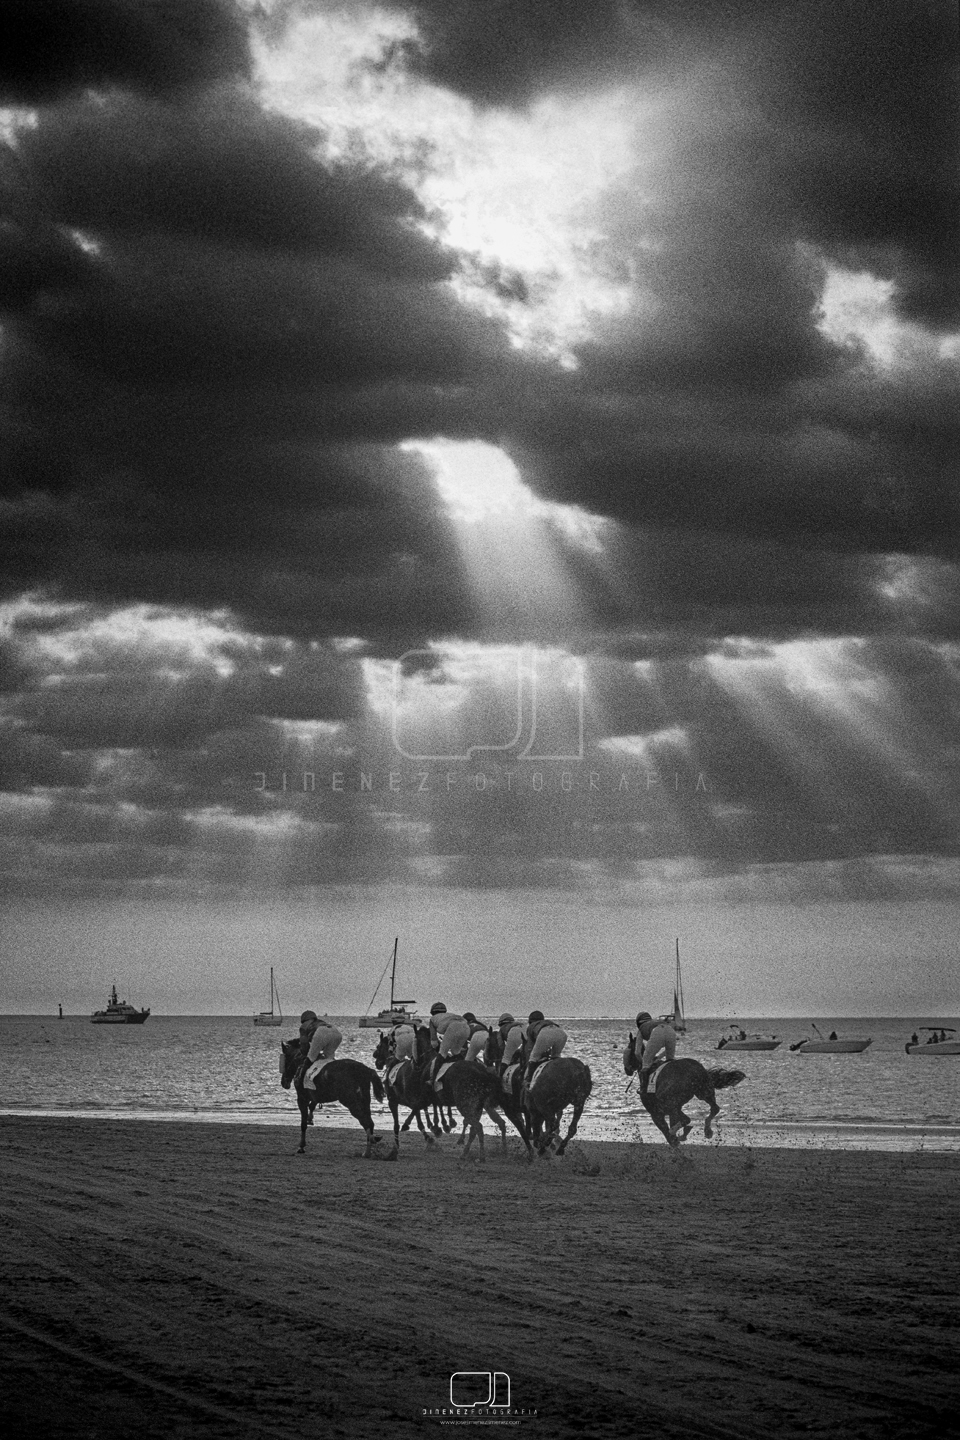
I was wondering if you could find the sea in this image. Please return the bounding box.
[2,1014,959,1151]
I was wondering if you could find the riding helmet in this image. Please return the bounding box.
[635,1011,652,1026]
[430,1001,446,1015]
[498,1012,515,1027]
[463,1011,478,1024]
[300,1009,318,1024]
[528,1009,545,1025]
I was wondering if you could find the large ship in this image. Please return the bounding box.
[91,984,150,1025]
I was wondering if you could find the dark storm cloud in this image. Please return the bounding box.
[0,0,957,903]
[0,0,250,103]
[18,93,454,280]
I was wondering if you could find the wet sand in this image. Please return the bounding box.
[1,1116,957,1439]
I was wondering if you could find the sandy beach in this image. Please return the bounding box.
[1,1117,957,1440]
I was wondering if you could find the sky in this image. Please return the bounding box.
[0,0,958,1017]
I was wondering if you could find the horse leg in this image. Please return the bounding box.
[669,1107,693,1142]
[643,1097,679,1147]
[296,1090,309,1154]
[347,1085,382,1159]
[698,1082,720,1139]
[413,1105,436,1145]
[556,1099,585,1157]
[484,1102,507,1155]
[388,1092,401,1159]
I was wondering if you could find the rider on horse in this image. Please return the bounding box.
[300,1009,343,1090]
[632,1011,677,1094]
[523,1010,567,1085]
[497,1013,527,1071]
[463,1012,491,1064]
[428,1002,469,1094]
[387,1017,420,1063]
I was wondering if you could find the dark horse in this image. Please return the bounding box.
[623,1035,745,1147]
[372,1029,444,1156]
[522,1057,592,1157]
[280,1039,385,1156]
[428,1059,515,1162]
[482,1030,534,1160]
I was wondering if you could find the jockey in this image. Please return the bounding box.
[634,1010,677,1093]
[298,1009,319,1055]
[428,1002,470,1059]
[498,1013,527,1070]
[303,1013,343,1087]
[524,1010,567,1082]
[388,1017,419,1063]
[463,1012,491,1064]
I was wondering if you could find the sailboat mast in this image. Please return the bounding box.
[269,966,275,1014]
[389,936,398,1009]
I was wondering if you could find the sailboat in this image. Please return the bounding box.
[358,938,420,1028]
[658,937,687,1033]
[253,967,283,1027]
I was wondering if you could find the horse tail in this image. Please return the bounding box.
[368,1068,386,1103]
[706,1067,746,1090]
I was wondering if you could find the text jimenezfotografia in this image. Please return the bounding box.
[250,769,710,795]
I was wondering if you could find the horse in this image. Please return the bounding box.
[372,1029,443,1156]
[427,1058,514,1162]
[279,1039,385,1156]
[623,1036,745,1147]
[482,1029,534,1160]
[522,1056,593,1156]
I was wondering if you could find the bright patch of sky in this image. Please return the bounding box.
[251,6,639,365]
[814,257,960,367]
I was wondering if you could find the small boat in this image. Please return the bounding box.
[658,937,687,1033]
[717,1029,781,1051]
[905,1027,960,1055]
[358,937,420,1028]
[253,967,283,1027]
[790,1028,871,1054]
[91,984,150,1025]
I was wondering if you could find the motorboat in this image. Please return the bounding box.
[253,967,283,1027]
[358,938,421,1028]
[717,1029,781,1051]
[790,1030,871,1053]
[91,984,150,1025]
[905,1028,960,1055]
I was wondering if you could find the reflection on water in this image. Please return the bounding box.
[1,1014,958,1151]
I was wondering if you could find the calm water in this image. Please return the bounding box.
[2,1014,959,1150]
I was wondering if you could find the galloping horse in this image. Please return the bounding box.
[280,1039,385,1156]
[623,1036,745,1147]
[522,1057,592,1157]
[428,1059,513,1162]
[372,1029,442,1155]
[482,1030,534,1159]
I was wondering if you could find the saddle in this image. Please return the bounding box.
[303,1056,336,1091]
[525,1058,553,1095]
[501,1062,521,1095]
[432,1058,456,1094]
[641,1059,667,1096]
[386,1058,410,1088]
